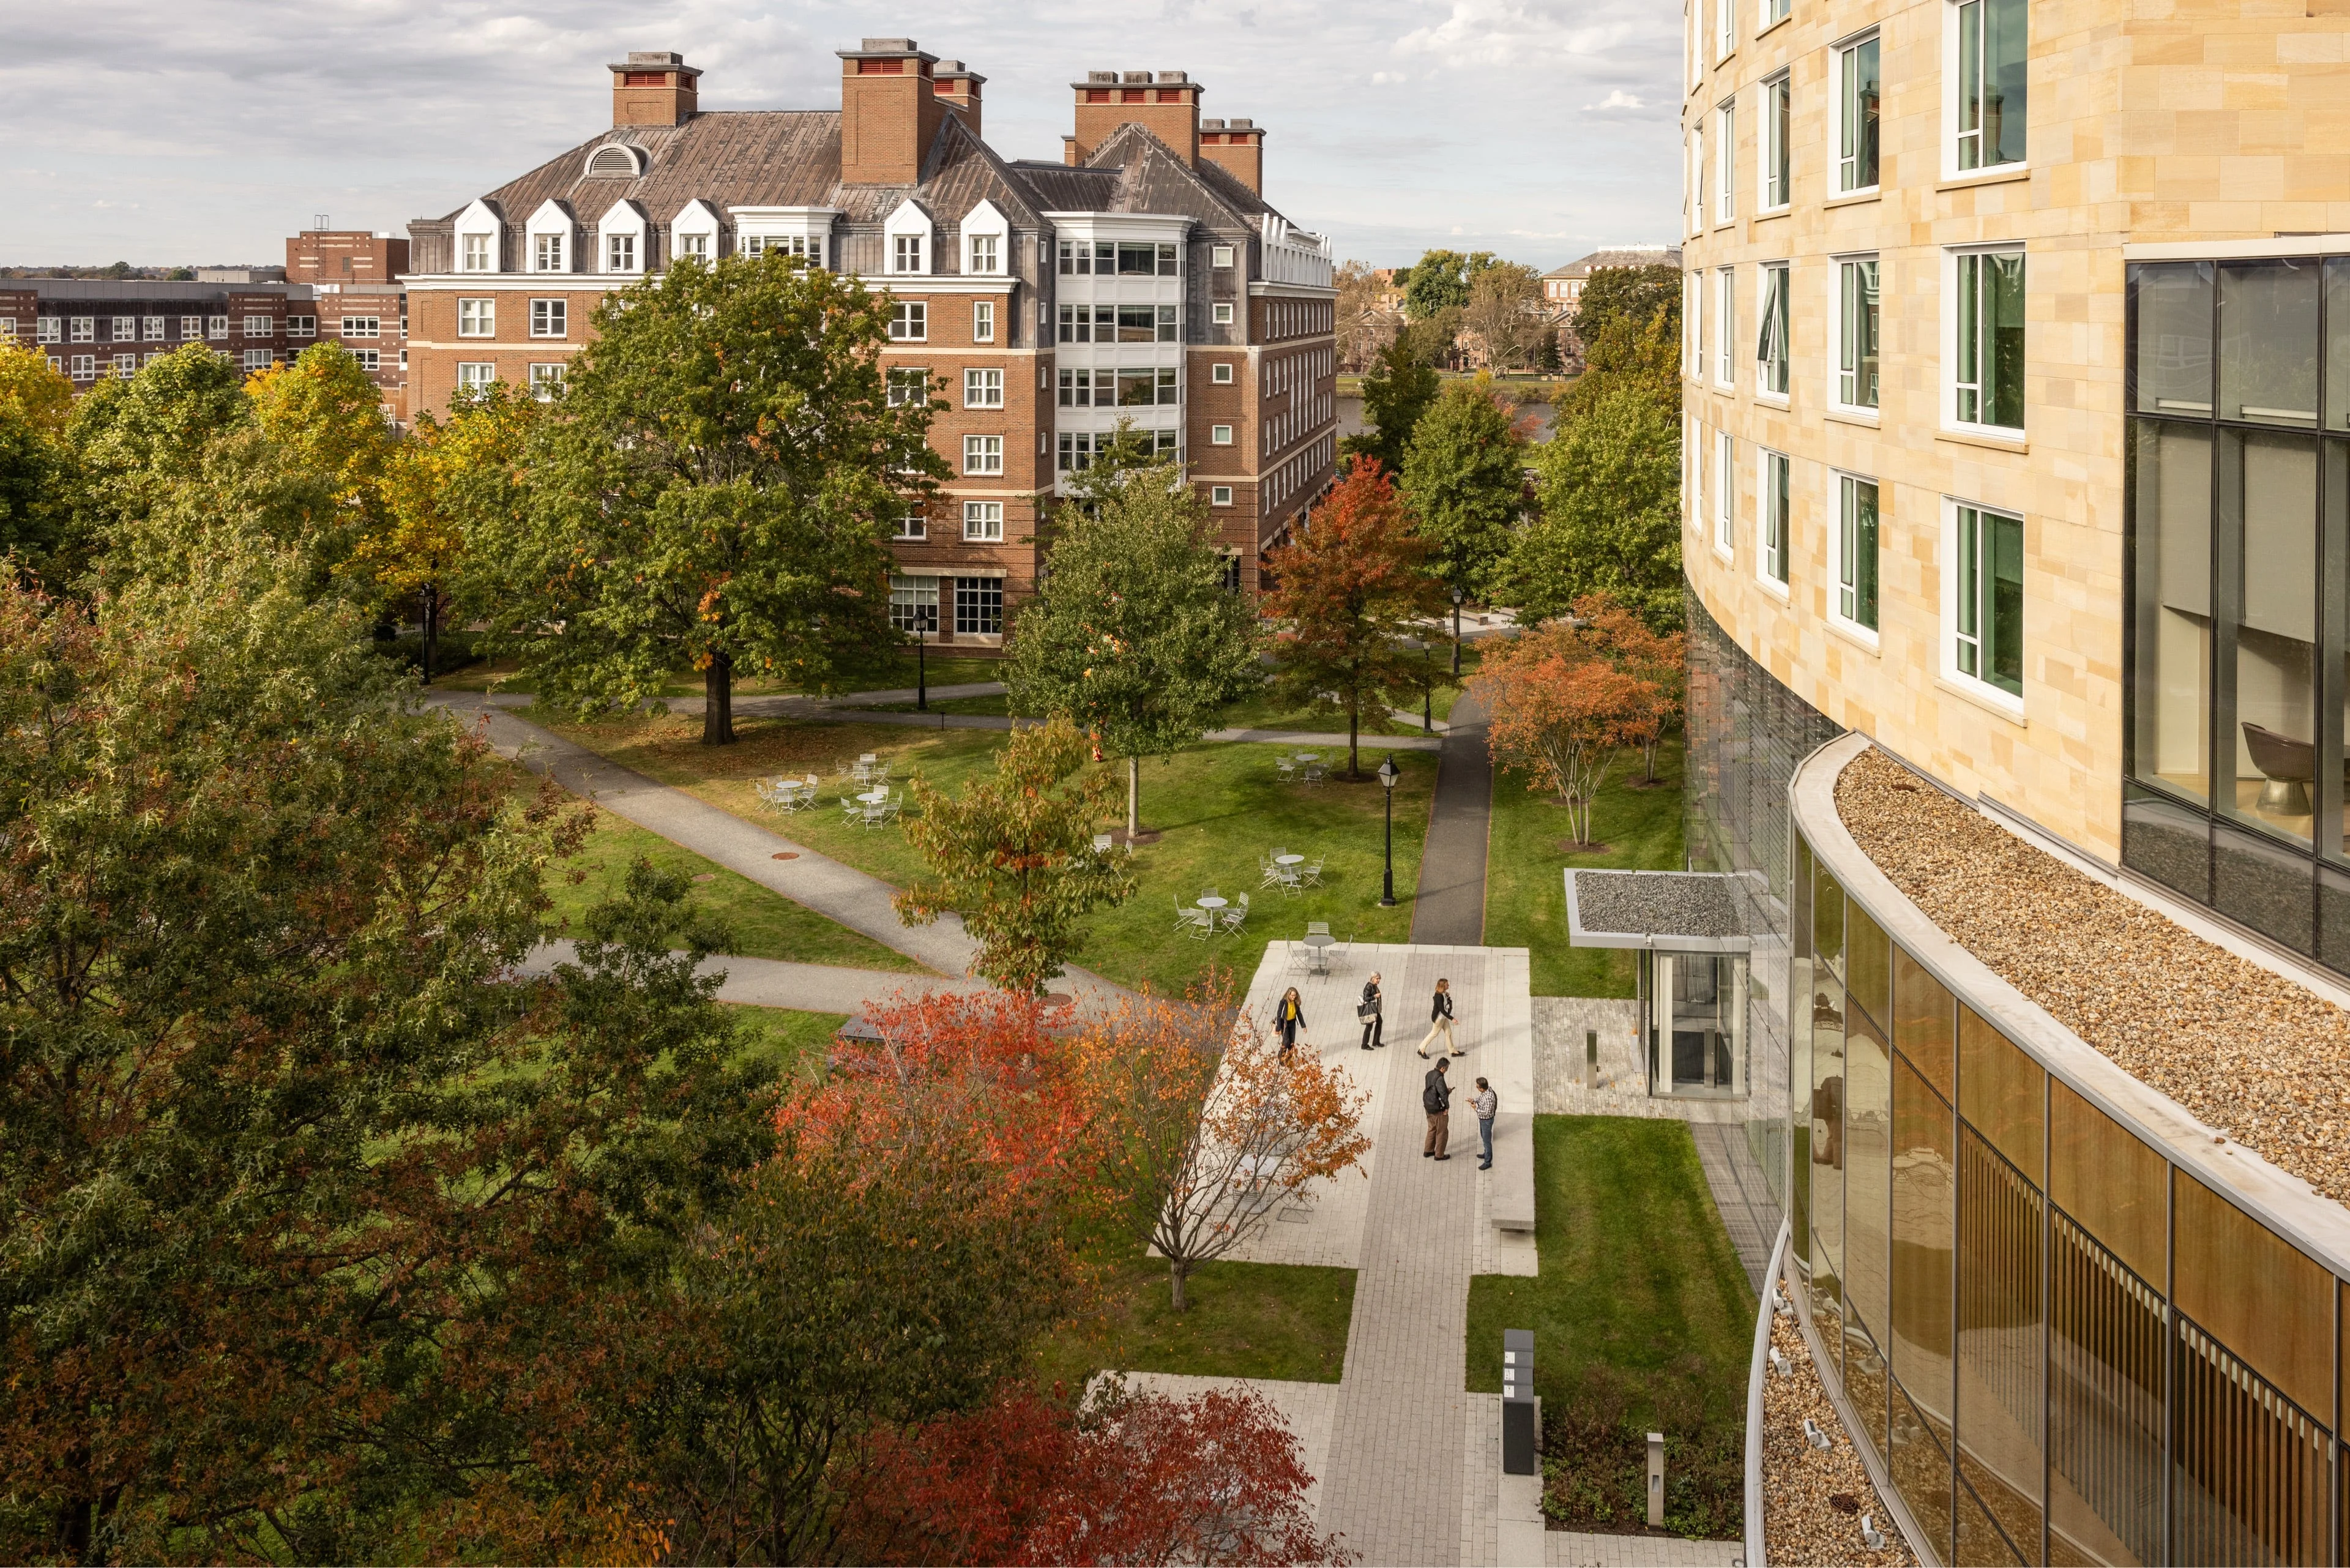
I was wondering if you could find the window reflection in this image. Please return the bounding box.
[2127,420,2213,805]
[2218,428,2319,846]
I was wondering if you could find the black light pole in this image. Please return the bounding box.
[1450,586,1465,678]
[916,613,930,712]
[1377,755,1400,906]
[420,581,438,686]
[1422,643,1433,731]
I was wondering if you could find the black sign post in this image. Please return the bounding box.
[1502,1328,1536,1475]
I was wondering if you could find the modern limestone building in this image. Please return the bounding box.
[401,42,1337,648]
[1662,0,2350,1555]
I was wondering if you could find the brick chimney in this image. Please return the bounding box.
[1198,117,1264,195]
[931,59,984,141]
[1070,70,1200,166]
[839,38,942,185]
[610,51,700,128]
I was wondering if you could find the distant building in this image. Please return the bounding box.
[288,228,410,419]
[1541,245,1680,369]
[0,278,316,390]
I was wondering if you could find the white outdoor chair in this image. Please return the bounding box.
[1095,833,1116,856]
[1302,858,1326,887]
[1258,855,1283,890]
[1220,892,1250,935]
[1277,758,1297,780]
[1174,895,1211,936]
[1306,920,1331,937]
[1302,764,1326,785]
[1285,941,1310,974]
[1277,865,1304,897]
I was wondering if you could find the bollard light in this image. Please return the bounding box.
[1647,1430,1666,1527]
[1502,1328,1537,1475]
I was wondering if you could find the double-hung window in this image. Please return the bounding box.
[1755,263,1790,397]
[972,300,995,342]
[1717,0,1735,59]
[1687,271,1704,379]
[1835,256,1881,411]
[967,233,998,274]
[527,362,564,397]
[676,231,710,261]
[1835,32,1882,193]
[529,299,567,338]
[535,233,566,271]
[1953,0,2027,171]
[1715,102,1736,220]
[461,233,492,271]
[1715,267,1736,386]
[1691,129,1706,232]
[457,299,494,338]
[890,302,927,341]
[455,362,495,390]
[963,435,1003,475]
[964,368,1004,408]
[893,234,925,273]
[962,501,1004,541]
[1714,430,1736,554]
[1761,73,1791,210]
[887,367,930,407]
[893,506,927,542]
[1951,501,2024,696]
[1834,473,1881,633]
[1953,248,2025,430]
[1758,449,1791,586]
[606,233,637,272]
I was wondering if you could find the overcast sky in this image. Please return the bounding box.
[0,0,1683,272]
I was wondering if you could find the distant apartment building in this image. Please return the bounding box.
[288,228,410,419]
[401,42,1338,646]
[1541,245,1681,368]
[0,279,315,387]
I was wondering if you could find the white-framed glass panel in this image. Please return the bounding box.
[206,317,226,340]
[1762,0,1791,26]
[1717,101,1737,220]
[962,501,1005,541]
[461,233,492,272]
[890,302,927,342]
[177,316,201,340]
[530,299,567,339]
[606,233,638,272]
[1716,267,1736,386]
[953,577,1004,637]
[1687,271,1703,378]
[1950,499,2025,697]
[1692,128,1707,232]
[893,505,927,540]
[238,349,267,373]
[1210,485,1234,506]
[244,316,274,337]
[1212,362,1235,384]
[1952,0,2027,172]
[528,362,565,398]
[1834,256,1881,411]
[964,368,1004,408]
[1835,32,1882,193]
[967,233,999,274]
[1834,472,1882,632]
[676,231,710,261]
[887,367,930,407]
[1212,302,1235,325]
[141,316,163,340]
[534,233,567,272]
[963,435,1003,475]
[455,362,496,390]
[889,573,939,632]
[893,233,925,274]
[1212,244,1236,268]
[1210,424,1234,446]
[1717,0,1736,59]
[1953,248,2026,431]
[1696,270,1712,382]
[1759,449,1791,585]
[1715,429,1737,553]
[972,300,994,342]
[1761,73,1792,210]
[457,299,494,338]
[1756,262,1791,397]
[68,318,92,342]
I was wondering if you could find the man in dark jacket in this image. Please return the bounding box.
[1422,1057,1453,1160]
[1359,973,1384,1051]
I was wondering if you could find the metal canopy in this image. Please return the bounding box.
[1563,869,1750,953]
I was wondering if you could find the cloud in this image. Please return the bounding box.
[1370,70,1407,83]
[1583,88,1645,111]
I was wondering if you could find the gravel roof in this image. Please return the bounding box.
[1836,748,2350,1207]
[1573,870,1745,941]
[1764,1296,1916,1567]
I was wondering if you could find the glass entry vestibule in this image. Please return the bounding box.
[1563,869,1752,1099]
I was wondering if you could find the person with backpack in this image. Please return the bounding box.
[1422,1057,1453,1160]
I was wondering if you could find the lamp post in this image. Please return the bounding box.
[1377,755,1400,906]
[915,610,931,712]
[420,581,438,686]
[1422,642,1433,731]
[1450,586,1466,677]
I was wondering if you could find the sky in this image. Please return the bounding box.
[0,0,1684,272]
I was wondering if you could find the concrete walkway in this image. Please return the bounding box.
[1411,687,1494,944]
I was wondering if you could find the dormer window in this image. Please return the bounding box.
[534,233,566,271]
[461,233,491,271]
[587,144,642,177]
[608,233,638,272]
[893,234,925,273]
[968,234,998,274]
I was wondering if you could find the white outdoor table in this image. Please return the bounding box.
[1302,931,1336,973]
[1275,853,1305,867]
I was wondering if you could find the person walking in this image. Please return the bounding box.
[1471,1075,1498,1169]
[1417,977,1459,1058]
[1273,987,1307,1059]
[1359,972,1384,1051]
[1422,1057,1453,1160]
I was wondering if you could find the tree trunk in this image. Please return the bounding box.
[1643,736,1658,783]
[703,651,736,745]
[1127,754,1141,838]
[1169,1258,1190,1314]
[1346,695,1362,780]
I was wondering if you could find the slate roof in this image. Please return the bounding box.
[1542,246,1681,280]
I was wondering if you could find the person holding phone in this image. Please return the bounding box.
[1358,973,1384,1051]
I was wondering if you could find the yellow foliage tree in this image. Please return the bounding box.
[245,343,397,513]
[0,342,75,439]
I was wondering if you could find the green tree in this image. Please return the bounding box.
[895,716,1136,994]
[1342,334,1442,475]
[1261,456,1448,778]
[1401,248,1497,319]
[0,408,68,581]
[1005,466,1260,837]
[1505,383,1683,628]
[246,343,399,518]
[1400,375,1529,603]
[476,253,946,744]
[0,340,75,438]
[1572,261,1682,348]
[1462,260,1546,371]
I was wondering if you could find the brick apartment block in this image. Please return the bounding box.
[401,42,1339,646]
[287,229,411,419]
[0,280,316,390]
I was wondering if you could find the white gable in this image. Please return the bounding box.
[883,198,934,275]
[961,198,1009,275]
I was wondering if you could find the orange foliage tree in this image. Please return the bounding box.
[1259,455,1449,778]
[1472,591,1686,845]
[1070,993,1371,1312]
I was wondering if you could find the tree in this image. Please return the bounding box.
[1505,381,1683,628]
[1070,995,1370,1313]
[474,252,946,744]
[1340,335,1440,474]
[1470,595,1681,845]
[1334,259,1396,373]
[1572,261,1682,349]
[1401,248,1497,319]
[0,340,74,438]
[245,343,398,518]
[1581,592,1688,781]
[0,407,68,580]
[1462,261,1546,372]
[1400,375,1530,603]
[1261,456,1449,778]
[895,716,1137,994]
[1006,466,1260,837]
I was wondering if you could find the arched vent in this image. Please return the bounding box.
[587,145,641,177]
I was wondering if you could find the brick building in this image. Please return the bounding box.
[0,278,316,389]
[287,228,411,419]
[401,41,1338,649]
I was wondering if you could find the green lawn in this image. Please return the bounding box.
[845,693,1011,717]
[544,801,924,973]
[1483,738,1685,998]
[1467,1116,1753,1539]
[531,712,1436,995]
[725,1005,852,1080]
[1031,1252,1356,1392]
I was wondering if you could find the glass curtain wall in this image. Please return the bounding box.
[2124,256,2350,977]
[1796,816,2348,1565]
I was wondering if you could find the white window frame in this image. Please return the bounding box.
[1942,496,2027,707]
[893,506,927,541]
[1212,302,1235,325]
[532,229,569,273]
[111,316,135,342]
[1830,254,1881,416]
[1716,100,1737,221]
[1685,271,1702,379]
[141,316,164,341]
[889,573,940,632]
[960,200,1007,276]
[966,233,999,274]
[69,317,93,343]
[1717,0,1736,59]
[1715,266,1736,387]
[1691,127,1706,232]
[1830,469,1882,640]
[964,367,1004,408]
[240,348,270,372]
[1945,244,2026,435]
[887,367,930,408]
[1210,424,1234,446]
[1831,30,1883,197]
[1212,244,1236,269]
[1760,0,1791,29]
[1759,72,1792,211]
[288,315,317,339]
[1754,262,1790,401]
[206,316,227,340]
[972,300,995,342]
[1210,485,1234,506]
[69,354,95,379]
[1714,428,1736,557]
[962,435,1004,475]
[605,231,638,274]
[885,201,931,277]
[961,500,1005,541]
[457,299,494,338]
[35,318,59,343]
[244,316,274,337]
[1212,362,1234,384]
[455,362,496,391]
[890,301,927,342]
[1944,0,2030,179]
[1756,447,1791,591]
[527,362,565,398]
[529,299,567,340]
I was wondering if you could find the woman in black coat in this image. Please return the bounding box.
[1273,987,1307,1058]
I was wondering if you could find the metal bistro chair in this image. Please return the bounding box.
[1259,852,1284,891]
[1302,857,1326,887]
[1285,941,1311,975]
[1302,763,1326,786]
[1306,921,1331,938]
[1174,894,1212,938]
[1277,863,1304,897]
[1220,892,1250,936]
[1277,757,1297,782]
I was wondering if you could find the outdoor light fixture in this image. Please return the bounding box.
[1450,586,1465,677]
[1377,755,1400,906]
